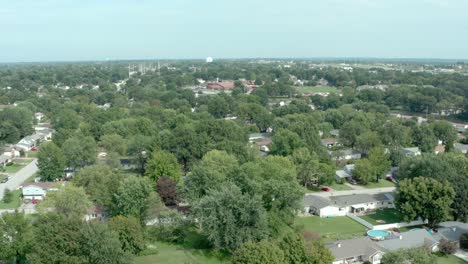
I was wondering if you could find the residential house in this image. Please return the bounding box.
[434,221,468,248]
[330,149,362,161]
[254,138,272,152]
[120,158,138,170]
[335,164,355,182]
[377,229,439,253]
[84,205,107,222]
[206,80,235,90]
[452,123,467,134]
[248,133,271,142]
[328,237,384,264]
[303,192,394,217]
[1,145,20,158]
[328,229,443,264]
[34,112,45,122]
[401,147,421,157]
[0,154,11,167]
[434,145,445,154]
[15,129,54,151]
[453,143,468,154]
[21,182,61,201]
[330,129,340,137]
[321,138,339,148]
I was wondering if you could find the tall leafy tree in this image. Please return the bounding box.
[145,150,182,183]
[37,142,65,181]
[194,184,269,251]
[395,177,455,227]
[233,240,285,264]
[0,212,33,264]
[38,184,92,217]
[108,215,145,255]
[380,248,436,264]
[431,121,457,152]
[62,135,97,171]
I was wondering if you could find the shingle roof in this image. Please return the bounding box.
[336,170,351,179]
[377,229,438,252]
[328,237,381,260]
[302,195,331,208]
[329,193,393,207]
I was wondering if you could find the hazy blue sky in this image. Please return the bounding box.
[1,0,467,62]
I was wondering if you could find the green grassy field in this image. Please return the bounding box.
[0,190,22,209]
[296,216,368,242]
[295,85,338,94]
[134,242,230,264]
[3,163,25,174]
[364,179,395,189]
[360,209,404,225]
[329,182,353,191]
[436,254,467,264]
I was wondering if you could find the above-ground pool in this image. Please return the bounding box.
[367,230,390,240]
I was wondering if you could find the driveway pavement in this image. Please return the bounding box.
[0,159,38,198]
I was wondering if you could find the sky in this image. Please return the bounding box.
[1,0,468,62]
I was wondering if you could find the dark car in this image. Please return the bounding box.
[0,176,10,183]
[321,186,331,192]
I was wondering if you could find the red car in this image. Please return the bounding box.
[321,187,331,192]
[32,199,39,204]
[31,147,38,152]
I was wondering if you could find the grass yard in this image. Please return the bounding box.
[329,182,353,191]
[360,209,404,225]
[436,254,467,264]
[3,163,25,174]
[295,85,338,94]
[26,151,39,158]
[0,190,22,209]
[134,242,230,264]
[364,179,395,189]
[296,216,368,242]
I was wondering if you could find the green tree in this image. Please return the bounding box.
[356,131,382,155]
[232,240,285,264]
[185,150,238,200]
[2,188,13,203]
[108,215,145,254]
[37,142,65,181]
[112,176,162,223]
[353,159,375,184]
[73,165,123,210]
[194,184,269,251]
[99,134,127,155]
[395,177,455,227]
[62,135,97,171]
[431,121,457,152]
[380,248,436,264]
[145,150,182,184]
[271,129,304,156]
[38,184,92,217]
[412,124,438,153]
[0,211,33,264]
[367,147,391,179]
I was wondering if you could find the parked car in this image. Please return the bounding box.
[31,147,38,152]
[321,186,331,192]
[347,178,358,185]
[32,199,39,205]
[386,176,397,183]
[0,176,11,183]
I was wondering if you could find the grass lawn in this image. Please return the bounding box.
[0,190,22,209]
[363,179,395,189]
[360,209,404,225]
[134,242,230,264]
[3,163,25,174]
[295,85,338,94]
[296,216,368,242]
[26,151,39,158]
[436,254,467,264]
[329,182,353,191]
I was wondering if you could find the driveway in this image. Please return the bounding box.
[306,186,396,197]
[0,159,38,198]
[454,250,468,262]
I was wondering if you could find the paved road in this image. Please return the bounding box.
[0,159,38,198]
[306,186,396,198]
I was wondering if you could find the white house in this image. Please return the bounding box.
[34,112,45,122]
[335,164,355,182]
[15,129,54,151]
[303,192,394,217]
[84,205,106,222]
[22,182,60,201]
[401,147,421,157]
[328,237,383,264]
[330,149,362,161]
[454,143,468,154]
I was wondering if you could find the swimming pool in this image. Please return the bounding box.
[367,230,390,240]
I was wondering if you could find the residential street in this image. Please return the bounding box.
[0,159,38,198]
[306,186,396,198]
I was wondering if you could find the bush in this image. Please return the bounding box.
[2,188,13,203]
[138,246,158,256]
[145,210,188,244]
[461,233,468,250]
[438,239,457,255]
